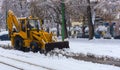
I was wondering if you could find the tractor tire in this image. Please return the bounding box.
[14,36,24,51]
[30,42,39,53]
[23,47,30,52]
[22,47,30,52]
[39,49,46,54]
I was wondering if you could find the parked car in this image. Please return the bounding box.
[103,33,111,39]
[94,32,101,39]
[0,31,10,41]
[77,32,89,38]
[77,33,82,38]
[114,35,120,39]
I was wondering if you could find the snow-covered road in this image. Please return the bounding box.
[0,39,120,70]
[0,48,120,70]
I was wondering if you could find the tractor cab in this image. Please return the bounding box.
[27,19,40,30]
[18,18,41,32]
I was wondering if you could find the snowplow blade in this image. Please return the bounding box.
[45,41,69,52]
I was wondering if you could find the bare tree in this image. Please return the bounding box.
[1,0,30,29]
[29,0,69,38]
[95,0,120,23]
[29,0,120,39]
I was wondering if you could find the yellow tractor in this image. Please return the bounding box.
[7,10,69,53]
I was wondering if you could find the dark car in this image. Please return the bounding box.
[77,33,82,38]
[114,35,120,39]
[77,32,89,38]
[0,31,10,41]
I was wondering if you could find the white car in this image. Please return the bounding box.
[103,32,111,39]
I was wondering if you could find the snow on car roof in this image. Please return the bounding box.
[0,31,8,36]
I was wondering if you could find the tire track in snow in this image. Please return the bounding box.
[0,54,55,70]
[0,61,23,70]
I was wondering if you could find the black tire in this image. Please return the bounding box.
[14,36,23,51]
[39,49,46,54]
[25,47,30,52]
[30,42,39,53]
[22,47,30,52]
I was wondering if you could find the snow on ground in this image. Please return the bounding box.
[69,38,120,59]
[0,41,10,46]
[1,38,120,59]
[0,48,120,70]
[0,31,120,69]
[0,39,119,70]
[0,63,18,70]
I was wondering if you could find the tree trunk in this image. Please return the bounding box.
[57,23,60,37]
[64,19,68,38]
[87,0,94,40]
[68,21,71,37]
[82,16,85,38]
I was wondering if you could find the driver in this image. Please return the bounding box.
[27,21,34,30]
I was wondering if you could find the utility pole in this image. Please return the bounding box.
[61,0,65,41]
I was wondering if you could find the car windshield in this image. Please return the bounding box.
[28,19,40,29]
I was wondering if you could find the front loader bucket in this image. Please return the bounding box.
[45,41,69,52]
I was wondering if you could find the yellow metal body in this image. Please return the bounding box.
[7,10,55,50]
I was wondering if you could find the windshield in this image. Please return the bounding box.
[28,19,40,29]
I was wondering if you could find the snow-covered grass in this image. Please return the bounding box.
[69,38,120,59]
